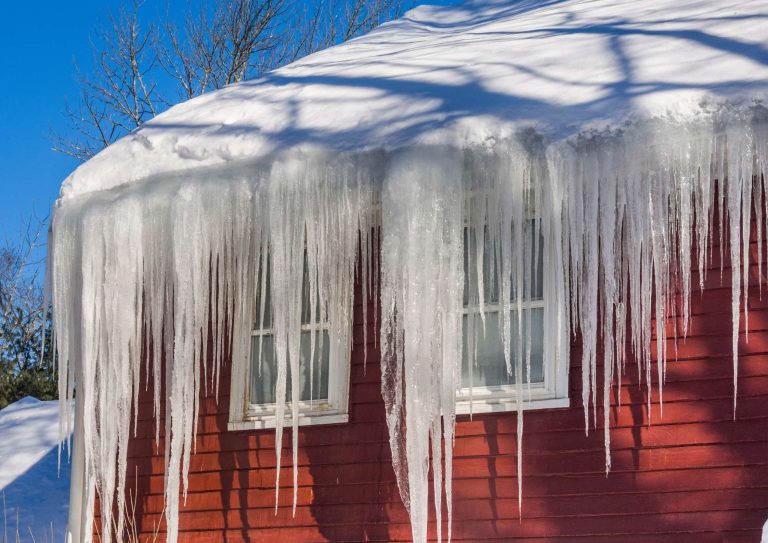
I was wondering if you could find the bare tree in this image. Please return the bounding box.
[53,0,160,161]
[160,0,288,100]
[53,0,417,162]
[287,0,414,62]
[0,216,54,410]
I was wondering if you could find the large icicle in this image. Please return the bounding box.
[380,147,464,543]
[266,153,375,514]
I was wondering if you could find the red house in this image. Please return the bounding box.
[53,0,768,542]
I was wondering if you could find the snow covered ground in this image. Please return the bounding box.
[0,397,70,543]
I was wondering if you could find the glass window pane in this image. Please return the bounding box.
[298,330,330,402]
[526,229,544,300]
[463,225,544,306]
[301,259,325,325]
[461,308,544,389]
[254,256,272,329]
[463,227,500,305]
[250,334,276,404]
[249,330,331,406]
[254,251,325,328]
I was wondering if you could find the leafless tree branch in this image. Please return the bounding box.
[52,0,159,161]
[53,0,418,162]
[159,0,288,99]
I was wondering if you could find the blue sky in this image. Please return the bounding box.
[0,1,122,240]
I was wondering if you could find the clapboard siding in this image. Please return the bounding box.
[115,230,768,542]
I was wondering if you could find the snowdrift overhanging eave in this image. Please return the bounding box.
[58,0,768,201]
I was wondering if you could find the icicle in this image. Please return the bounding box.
[380,147,464,543]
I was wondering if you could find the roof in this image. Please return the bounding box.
[60,0,768,200]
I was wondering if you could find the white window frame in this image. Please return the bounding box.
[456,224,569,416]
[227,260,352,432]
[229,329,351,431]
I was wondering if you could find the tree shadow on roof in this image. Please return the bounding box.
[134,1,768,166]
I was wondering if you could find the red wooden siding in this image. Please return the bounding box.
[116,228,768,542]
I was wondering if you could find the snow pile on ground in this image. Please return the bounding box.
[0,397,71,542]
[48,1,768,543]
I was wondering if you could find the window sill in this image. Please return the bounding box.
[455,395,569,416]
[228,412,349,431]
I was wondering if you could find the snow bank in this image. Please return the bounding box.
[48,1,768,543]
[0,397,71,542]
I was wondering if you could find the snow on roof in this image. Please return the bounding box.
[0,397,71,541]
[60,0,768,200]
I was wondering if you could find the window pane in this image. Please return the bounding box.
[253,252,325,329]
[254,256,272,329]
[463,227,500,305]
[249,330,331,405]
[463,226,544,306]
[301,260,325,324]
[461,308,544,389]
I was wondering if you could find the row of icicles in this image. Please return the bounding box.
[50,117,768,543]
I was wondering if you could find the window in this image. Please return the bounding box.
[229,252,351,430]
[227,217,567,430]
[457,222,568,414]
